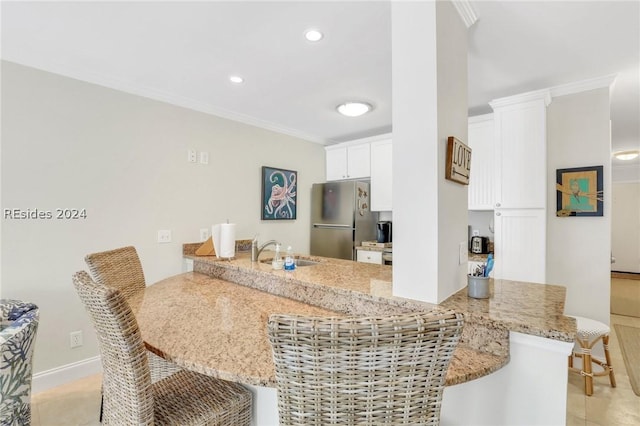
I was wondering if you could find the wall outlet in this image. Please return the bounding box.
[472,229,480,236]
[187,149,197,163]
[459,242,468,265]
[157,229,172,243]
[70,330,83,348]
[199,228,210,241]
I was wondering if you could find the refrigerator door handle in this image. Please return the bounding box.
[312,223,352,229]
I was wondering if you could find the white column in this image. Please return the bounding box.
[392,1,469,303]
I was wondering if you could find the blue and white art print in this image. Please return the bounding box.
[261,166,297,220]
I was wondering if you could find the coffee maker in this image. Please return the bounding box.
[376,221,392,243]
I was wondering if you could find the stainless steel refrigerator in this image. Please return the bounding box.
[310,181,378,260]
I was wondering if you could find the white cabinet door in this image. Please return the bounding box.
[493,208,546,283]
[493,99,548,209]
[468,115,495,210]
[346,143,371,179]
[356,249,383,264]
[370,139,392,211]
[325,146,348,180]
[325,143,370,181]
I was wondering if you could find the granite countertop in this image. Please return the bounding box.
[129,273,338,387]
[441,279,576,342]
[131,271,504,388]
[186,250,398,309]
[173,244,575,388]
[186,250,574,343]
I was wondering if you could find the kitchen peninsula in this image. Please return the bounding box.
[133,245,576,425]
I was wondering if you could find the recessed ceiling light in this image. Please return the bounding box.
[304,29,323,42]
[336,102,373,117]
[613,150,639,161]
[229,75,244,84]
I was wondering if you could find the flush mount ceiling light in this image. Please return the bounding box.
[304,29,323,42]
[229,75,244,84]
[613,150,639,160]
[336,102,372,117]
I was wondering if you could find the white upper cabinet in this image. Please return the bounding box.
[325,148,348,181]
[325,141,371,181]
[370,139,393,211]
[468,114,495,210]
[491,93,550,209]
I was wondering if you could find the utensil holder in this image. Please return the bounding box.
[467,275,490,299]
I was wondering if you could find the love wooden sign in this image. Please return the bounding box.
[445,136,471,185]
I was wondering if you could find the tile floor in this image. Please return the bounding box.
[32,314,640,425]
[566,313,640,426]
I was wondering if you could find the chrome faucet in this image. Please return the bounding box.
[251,239,281,262]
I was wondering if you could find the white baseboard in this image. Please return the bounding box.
[33,356,102,394]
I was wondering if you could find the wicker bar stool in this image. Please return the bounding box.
[73,271,251,425]
[568,315,616,396]
[85,246,182,420]
[268,310,464,425]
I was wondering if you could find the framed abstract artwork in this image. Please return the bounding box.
[556,165,603,217]
[261,166,297,220]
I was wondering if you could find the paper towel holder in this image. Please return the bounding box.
[212,222,236,260]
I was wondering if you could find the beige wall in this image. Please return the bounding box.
[612,182,640,272]
[546,88,612,324]
[1,61,325,373]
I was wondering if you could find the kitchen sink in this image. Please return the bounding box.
[295,259,321,267]
[260,257,321,267]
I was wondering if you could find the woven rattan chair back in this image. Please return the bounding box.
[268,310,464,426]
[74,271,252,425]
[85,246,146,300]
[84,246,181,422]
[73,271,154,424]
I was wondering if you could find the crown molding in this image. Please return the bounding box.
[549,74,617,98]
[489,88,552,110]
[489,74,619,112]
[452,0,478,28]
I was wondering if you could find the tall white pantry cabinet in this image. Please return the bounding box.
[470,91,551,283]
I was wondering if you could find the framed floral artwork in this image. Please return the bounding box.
[556,165,603,217]
[261,166,297,220]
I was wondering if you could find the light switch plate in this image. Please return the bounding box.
[459,242,468,265]
[199,151,209,164]
[157,230,172,243]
